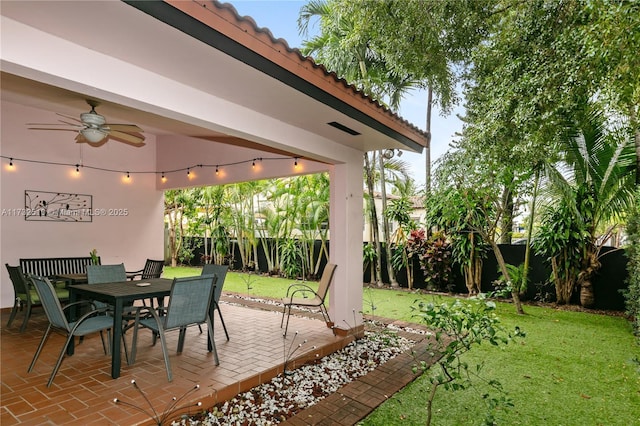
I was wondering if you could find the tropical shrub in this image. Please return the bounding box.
[405,229,453,292]
[532,196,585,304]
[280,238,303,279]
[493,263,528,298]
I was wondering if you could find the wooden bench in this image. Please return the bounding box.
[20,256,101,280]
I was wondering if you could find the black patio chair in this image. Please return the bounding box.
[201,264,230,340]
[129,274,219,382]
[5,263,69,333]
[27,276,114,387]
[126,259,164,280]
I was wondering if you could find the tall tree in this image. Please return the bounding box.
[299,0,418,286]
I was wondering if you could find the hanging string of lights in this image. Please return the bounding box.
[1,155,302,180]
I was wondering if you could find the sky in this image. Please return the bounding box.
[228,0,464,187]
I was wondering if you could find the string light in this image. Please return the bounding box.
[294,157,298,168]
[0,155,301,179]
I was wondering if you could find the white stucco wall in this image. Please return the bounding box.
[0,101,164,309]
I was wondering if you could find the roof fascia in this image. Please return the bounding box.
[123,0,424,152]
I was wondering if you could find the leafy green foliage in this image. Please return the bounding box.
[412,295,524,425]
[532,197,585,304]
[493,262,528,298]
[533,104,635,305]
[280,238,303,279]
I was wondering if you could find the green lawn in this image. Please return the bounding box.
[164,266,640,425]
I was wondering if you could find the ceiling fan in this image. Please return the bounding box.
[27,100,145,147]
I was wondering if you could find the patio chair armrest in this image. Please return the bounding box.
[286,283,316,298]
[132,305,164,329]
[62,300,102,311]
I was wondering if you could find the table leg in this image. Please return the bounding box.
[66,290,77,356]
[207,302,215,352]
[111,300,123,379]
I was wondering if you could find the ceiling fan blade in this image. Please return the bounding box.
[26,122,79,126]
[109,130,146,146]
[28,127,79,132]
[105,123,144,133]
[56,112,82,123]
[58,120,84,127]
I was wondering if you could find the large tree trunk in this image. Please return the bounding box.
[378,150,398,287]
[490,239,524,314]
[578,248,600,308]
[551,254,575,304]
[500,186,514,244]
[425,86,433,194]
[630,105,640,185]
[364,153,383,286]
[463,233,482,295]
[522,171,540,292]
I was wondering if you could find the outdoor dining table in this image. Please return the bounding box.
[68,278,173,379]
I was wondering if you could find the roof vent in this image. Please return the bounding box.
[327,121,360,136]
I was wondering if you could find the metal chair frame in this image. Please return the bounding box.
[27,276,114,387]
[201,264,230,340]
[5,263,68,332]
[129,274,218,382]
[281,263,337,337]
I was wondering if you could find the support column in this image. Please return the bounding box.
[328,151,364,336]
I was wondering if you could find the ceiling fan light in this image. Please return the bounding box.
[81,128,107,143]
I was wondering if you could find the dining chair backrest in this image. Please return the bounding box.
[30,276,70,331]
[201,264,229,305]
[316,263,337,301]
[87,264,127,284]
[163,274,217,330]
[6,264,31,297]
[141,259,164,279]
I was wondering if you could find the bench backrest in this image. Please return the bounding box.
[19,257,101,278]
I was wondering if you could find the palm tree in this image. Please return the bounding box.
[164,188,198,267]
[299,0,420,286]
[228,181,264,271]
[534,103,636,306]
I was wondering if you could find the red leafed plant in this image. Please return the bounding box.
[406,230,454,292]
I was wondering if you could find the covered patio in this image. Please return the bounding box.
[1,0,428,338]
[1,296,353,425]
[1,1,429,419]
